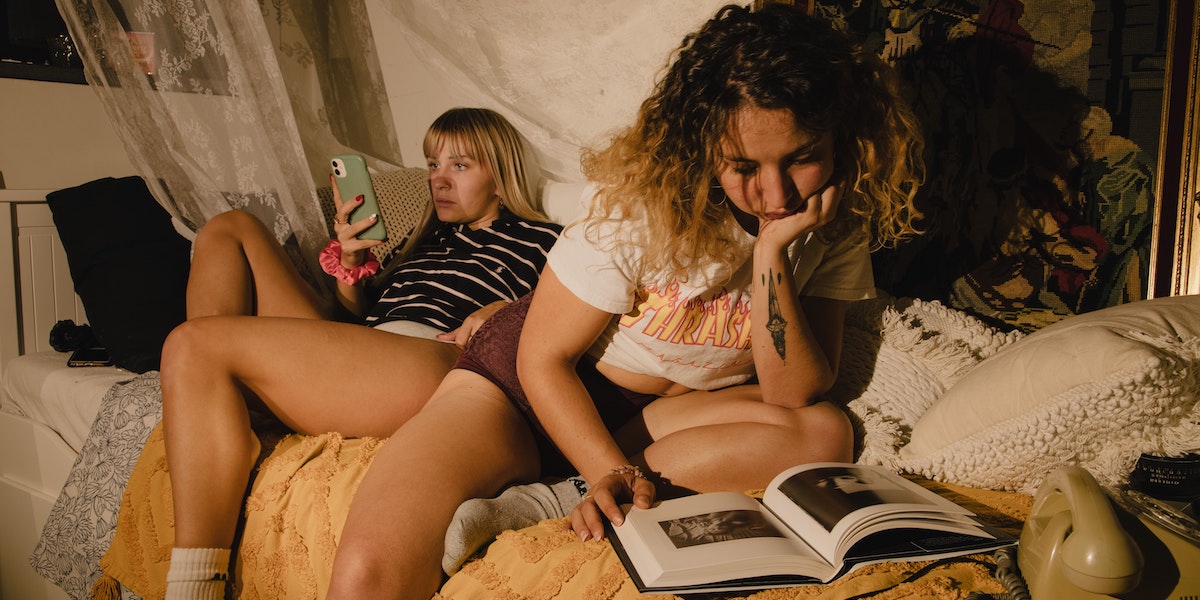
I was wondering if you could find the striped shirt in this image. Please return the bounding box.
[363,213,562,332]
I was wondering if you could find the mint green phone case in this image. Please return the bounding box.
[331,154,387,241]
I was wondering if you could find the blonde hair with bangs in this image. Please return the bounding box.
[386,107,551,269]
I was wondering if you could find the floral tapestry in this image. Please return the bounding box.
[819,0,1162,331]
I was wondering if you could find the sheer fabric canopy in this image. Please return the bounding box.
[52,0,726,282]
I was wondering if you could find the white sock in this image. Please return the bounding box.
[442,477,587,574]
[165,547,230,600]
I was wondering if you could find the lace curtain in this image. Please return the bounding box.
[52,0,401,284]
[52,0,728,279]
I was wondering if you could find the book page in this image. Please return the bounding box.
[612,491,836,588]
[762,463,977,563]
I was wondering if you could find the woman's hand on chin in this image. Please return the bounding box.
[757,180,843,252]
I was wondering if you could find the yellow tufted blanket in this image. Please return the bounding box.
[96,424,1031,600]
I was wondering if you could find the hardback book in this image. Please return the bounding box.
[606,462,1015,594]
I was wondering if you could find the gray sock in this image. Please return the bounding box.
[442,477,587,574]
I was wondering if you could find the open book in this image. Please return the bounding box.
[607,462,1015,594]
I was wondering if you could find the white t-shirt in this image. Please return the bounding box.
[547,214,874,390]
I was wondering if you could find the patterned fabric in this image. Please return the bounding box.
[56,0,397,288]
[899,295,1200,494]
[98,428,386,600]
[30,373,162,600]
[820,0,1159,331]
[97,394,1030,600]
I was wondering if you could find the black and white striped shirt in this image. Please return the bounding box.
[363,213,562,332]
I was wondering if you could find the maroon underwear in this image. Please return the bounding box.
[454,293,655,476]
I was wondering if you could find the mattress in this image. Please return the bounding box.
[1,351,133,452]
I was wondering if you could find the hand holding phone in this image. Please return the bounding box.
[331,154,387,241]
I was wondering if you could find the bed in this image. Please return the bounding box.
[0,172,591,600]
[7,171,1200,599]
[0,352,131,600]
[13,0,1200,597]
[0,187,139,600]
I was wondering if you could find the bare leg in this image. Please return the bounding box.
[186,209,328,320]
[619,385,854,495]
[325,370,540,600]
[443,386,850,568]
[161,316,461,550]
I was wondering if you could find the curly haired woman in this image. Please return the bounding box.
[440,1,926,574]
[313,4,923,598]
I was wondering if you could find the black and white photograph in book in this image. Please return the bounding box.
[660,510,782,548]
[606,462,1015,594]
[778,465,939,531]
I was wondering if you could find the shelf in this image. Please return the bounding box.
[0,62,85,85]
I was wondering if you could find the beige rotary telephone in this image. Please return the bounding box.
[1019,465,1200,599]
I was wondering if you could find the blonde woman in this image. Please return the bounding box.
[160,108,560,600]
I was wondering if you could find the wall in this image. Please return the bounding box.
[365,0,455,169]
[0,78,135,191]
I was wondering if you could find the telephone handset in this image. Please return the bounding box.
[1018,466,1144,598]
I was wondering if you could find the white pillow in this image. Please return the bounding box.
[539,180,591,226]
[831,296,1021,466]
[899,294,1200,494]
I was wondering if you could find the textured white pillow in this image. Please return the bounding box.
[899,295,1200,494]
[831,296,1021,466]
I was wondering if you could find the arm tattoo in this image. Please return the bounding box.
[763,269,788,360]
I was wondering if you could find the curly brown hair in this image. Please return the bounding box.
[580,3,924,281]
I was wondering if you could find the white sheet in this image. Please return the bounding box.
[0,351,133,453]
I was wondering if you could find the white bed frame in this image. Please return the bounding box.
[1,189,86,600]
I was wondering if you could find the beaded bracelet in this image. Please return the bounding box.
[319,238,380,285]
[609,464,649,480]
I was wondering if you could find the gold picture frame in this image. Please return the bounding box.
[1154,0,1200,297]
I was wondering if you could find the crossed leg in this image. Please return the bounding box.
[443,384,854,566]
[616,384,854,495]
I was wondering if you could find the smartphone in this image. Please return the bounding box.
[331,154,387,241]
[68,346,113,367]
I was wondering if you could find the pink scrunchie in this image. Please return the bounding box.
[319,239,380,285]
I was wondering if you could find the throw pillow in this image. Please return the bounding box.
[46,176,191,372]
[830,296,1022,466]
[316,166,431,265]
[899,295,1200,494]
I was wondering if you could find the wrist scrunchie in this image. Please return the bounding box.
[319,238,380,285]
